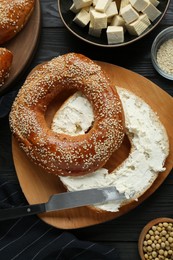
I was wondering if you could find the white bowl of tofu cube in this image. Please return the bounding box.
[57,0,170,47]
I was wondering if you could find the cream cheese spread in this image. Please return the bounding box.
[51,88,169,212]
[51,91,94,136]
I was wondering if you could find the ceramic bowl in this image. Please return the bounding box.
[57,0,170,47]
[138,217,173,260]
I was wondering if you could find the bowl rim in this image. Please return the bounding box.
[57,0,171,48]
[151,26,173,80]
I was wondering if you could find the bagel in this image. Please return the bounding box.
[9,53,125,176]
[0,0,35,44]
[0,48,13,87]
[55,88,169,212]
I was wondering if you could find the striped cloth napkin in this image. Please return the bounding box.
[0,93,121,260]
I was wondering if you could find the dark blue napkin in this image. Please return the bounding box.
[0,177,121,260]
[0,91,17,118]
[0,93,121,260]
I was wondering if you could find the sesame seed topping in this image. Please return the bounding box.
[0,0,35,44]
[9,53,125,176]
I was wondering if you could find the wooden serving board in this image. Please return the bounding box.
[0,0,41,96]
[12,62,173,229]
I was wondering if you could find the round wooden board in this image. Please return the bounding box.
[0,0,41,96]
[12,62,173,229]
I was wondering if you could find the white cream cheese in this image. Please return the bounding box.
[51,88,169,212]
[51,91,94,136]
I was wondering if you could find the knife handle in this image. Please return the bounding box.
[0,203,46,221]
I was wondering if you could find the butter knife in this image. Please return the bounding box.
[0,187,124,221]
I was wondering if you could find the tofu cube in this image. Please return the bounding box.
[120,0,130,9]
[90,9,107,29]
[95,0,112,13]
[119,0,130,14]
[93,0,99,6]
[73,9,90,27]
[105,1,118,18]
[73,0,92,9]
[106,26,124,44]
[125,14,151,35]
[83,5,91,12]
[111,15,125,27]
[70,3,81,14]
[121,4,140,24]
[139,12,151,26]
[88,22,102,37]
[149,0,160,7]
[142,2,161,22]
[129,0,148,12]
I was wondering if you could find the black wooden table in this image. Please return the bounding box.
[0,1,173,259]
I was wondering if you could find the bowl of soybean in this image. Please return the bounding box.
[138,217,173,260]
[151,26,173,80]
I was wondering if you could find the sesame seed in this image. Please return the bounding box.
[9,53,125,176]
[0,0,35,44]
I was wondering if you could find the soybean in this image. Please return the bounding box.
[143,221,173,259]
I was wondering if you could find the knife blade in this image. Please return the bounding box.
[0,187,124,221]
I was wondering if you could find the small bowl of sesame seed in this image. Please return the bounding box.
[138,217,173,260]
[151,26,173,80]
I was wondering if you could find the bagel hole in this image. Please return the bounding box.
[45,90,94,135]
[104,134,131,173]
[45,90,131,173]
[45,89,78,128]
